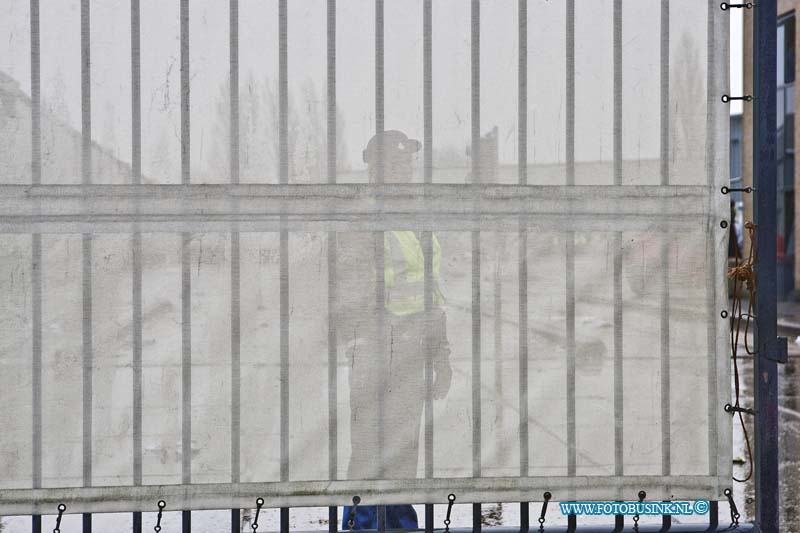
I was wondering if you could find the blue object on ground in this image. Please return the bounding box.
[342,504,418,530]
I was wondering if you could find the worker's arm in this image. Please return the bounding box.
[429,307,452,400]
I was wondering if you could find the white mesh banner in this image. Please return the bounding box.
[0,0,730,514]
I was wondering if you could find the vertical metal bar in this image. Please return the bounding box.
[279,0,288,189]
[613,223,625,494]
[375,0,384,158]
[328,506,338,533]
[327,2,338,531]
[518,1,529,530]
[565,0,575,187]
[704,0,719,486]
[374,1,387,528]
[180,0,190,187]
[518,0,527,188]
[659,3,671,523]
[229,1,241,532]
[708,500,719,529]
[613,0,622,187]
[377,505,386,533]
[32,233,42,533]
[520,502,529,533]
[327,0,337,188]
[30,1,42,532]
[29,0,40,184]
[81,1,93,530]
[131,1,143,531]
[565,0,577,486]
[612,0,624,492]
[280,226,289,484]
[278,3,290,531]
[230,510,240,533]
[612,5,624,524]
[659,0,669,189]
[567,513,577,532]
[754,0,780,530]
[180,2,191,531]
[423,0,434,528]
[471,2,481,531]
[181,233,191,533]
[325,21,339,533]
[131,0,141,188]
[565,232,576,479]
[425,505,434,533]
[518,222,529,526]
[229,0,239,191]
[281,507,290,533]
[423,0,432,186]
[613,230,623,478]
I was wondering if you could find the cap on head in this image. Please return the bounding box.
[363,130,421,164]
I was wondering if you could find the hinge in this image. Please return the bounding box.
[765,336,788,364]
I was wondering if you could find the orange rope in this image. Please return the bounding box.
[727,221,755,483]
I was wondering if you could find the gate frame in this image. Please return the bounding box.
[753,0,782,532]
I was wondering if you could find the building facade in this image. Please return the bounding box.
[743,3,796,298]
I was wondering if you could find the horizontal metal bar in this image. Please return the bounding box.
[0,184,714,234]
[0,215,711,234]
[0,476,725,515]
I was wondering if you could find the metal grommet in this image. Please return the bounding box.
[724,488,732,497]
[720,220,729,229]
[154,527,161,533]
[256,498,264,506]
[638,490,647,500]
[58,504,66,512]
[158,500,166,509]
[721,186,730,194]
[724,403,733,413]
[721,310,729,319]
[721,94,731,103]
[720,2,729,9]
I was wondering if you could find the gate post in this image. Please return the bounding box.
[753,0,781,531]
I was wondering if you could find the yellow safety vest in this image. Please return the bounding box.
[384,231,444,316]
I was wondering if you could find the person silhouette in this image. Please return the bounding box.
[337,130,452,530]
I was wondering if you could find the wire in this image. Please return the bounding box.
[727,221,755,483]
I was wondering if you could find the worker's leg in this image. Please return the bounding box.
[384,319,427,529]
[342,505,418,530]
[347,342,381,480]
